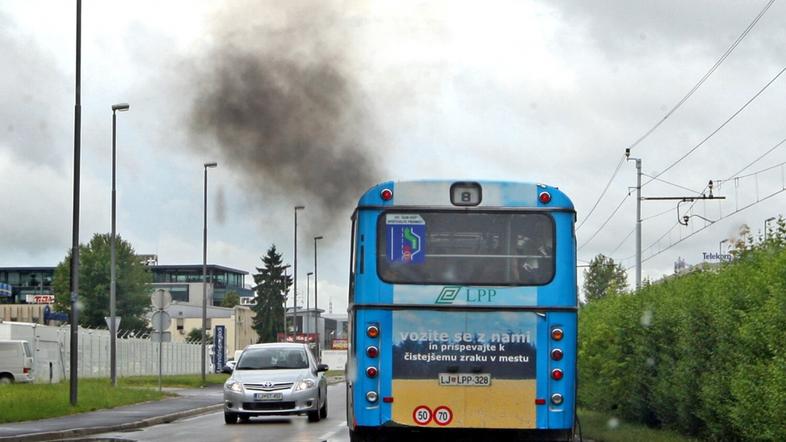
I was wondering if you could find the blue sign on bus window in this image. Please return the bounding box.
[386,214,426,264]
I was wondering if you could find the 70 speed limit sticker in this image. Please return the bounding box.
[433,406,453,426]
[412,405,432,425]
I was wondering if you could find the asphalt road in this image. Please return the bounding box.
[85,383,349,442]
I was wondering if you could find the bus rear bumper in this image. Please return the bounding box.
[350,425,573,442]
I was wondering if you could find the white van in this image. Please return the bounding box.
[0,340,34,384]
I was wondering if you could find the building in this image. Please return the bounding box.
[0,263,253,307]
[158,303,258,353]
[150,264,254,307]
[289,308,348,350]
[0,267,54,305]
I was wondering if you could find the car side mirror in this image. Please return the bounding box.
[221,365,233,374]
[316,364,329,373]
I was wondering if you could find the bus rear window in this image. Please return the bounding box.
[377,211,554,286]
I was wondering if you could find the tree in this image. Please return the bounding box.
[583,254,628,302]
[251,245,291,343]
[221,291,240,308]
[187,327,211,343]
[52,233,153,331]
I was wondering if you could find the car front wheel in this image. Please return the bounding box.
[224,411,238,424]
[307,395,322,422]
[319,397,328,419]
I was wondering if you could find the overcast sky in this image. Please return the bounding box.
[2,0,785,311]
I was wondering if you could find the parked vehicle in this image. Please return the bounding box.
[223,359,237,373]
[0,340,34,384]
[221,350,245,373]
[223,342,328,424]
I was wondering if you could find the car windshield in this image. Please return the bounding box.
[235,347,309,370]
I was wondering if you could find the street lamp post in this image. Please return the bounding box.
[293,206,304,334]
[719,239,729,255]
[281,264,290,340]
[69,0,82,406]
[201,162,218,385]
[306,272,313,334]
[765,217,777,240]
[109,102,129,387]
[313,235,323,354]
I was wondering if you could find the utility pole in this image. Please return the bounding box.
[626,149,642,291]
[626,148,724,289]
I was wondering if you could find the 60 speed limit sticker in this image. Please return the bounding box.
[433,406,453,426]
[412,405,432,425]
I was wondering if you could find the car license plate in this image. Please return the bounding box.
[438,373,491,386]
[254,392,283,401]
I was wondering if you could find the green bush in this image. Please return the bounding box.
[579,226,786,441]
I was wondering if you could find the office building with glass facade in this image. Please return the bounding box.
[0,264,252,306]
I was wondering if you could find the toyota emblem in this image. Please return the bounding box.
[261,381,274,388]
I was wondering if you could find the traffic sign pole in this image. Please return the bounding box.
[150,289,172,392]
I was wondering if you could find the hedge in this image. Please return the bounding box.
[579,231,786,441]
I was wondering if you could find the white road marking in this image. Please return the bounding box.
[317,421,347,440]
[180,410,221,422]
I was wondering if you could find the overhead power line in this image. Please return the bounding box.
[634,159,786,267]
[642,206,675,222]
[609,227,636,255]
[672,135,786,231]
[576,155,626,232]
[722,159,786,182]
[576,0,774,233]
[578,193,631,250]
[722,136,786,181]
[641,174,704,195]
[644,65,786,187]
[632,186,786,268]
[626,0,776,154]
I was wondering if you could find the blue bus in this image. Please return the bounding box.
[347,180,577,441]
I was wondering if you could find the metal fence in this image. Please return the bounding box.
[0,322,209,383]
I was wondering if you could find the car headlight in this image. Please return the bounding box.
[225,380,243,393]
[295,378,316,391]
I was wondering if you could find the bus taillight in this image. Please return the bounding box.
[380,188,393,201]
[551,393,564,405]
[366,366,378,378]
[551,348,563,361]
[366,391,379,403]
[539,191,552,204]
[366,346,379,358]
[551,369,564,380]
[551,328,564,341]
[367,325,380,338]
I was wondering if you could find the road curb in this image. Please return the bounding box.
[327,376,345,385]
[0,403,223,442]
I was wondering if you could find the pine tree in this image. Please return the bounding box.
[251,245,292,343]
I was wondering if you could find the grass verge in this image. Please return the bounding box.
[0,378,166,424]
[578,409,700,442]
[119,373,229,388]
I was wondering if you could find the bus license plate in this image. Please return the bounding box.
[438,373,491,386]
[254,392,283,401]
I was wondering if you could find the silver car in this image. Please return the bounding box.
[223,343,329,424]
